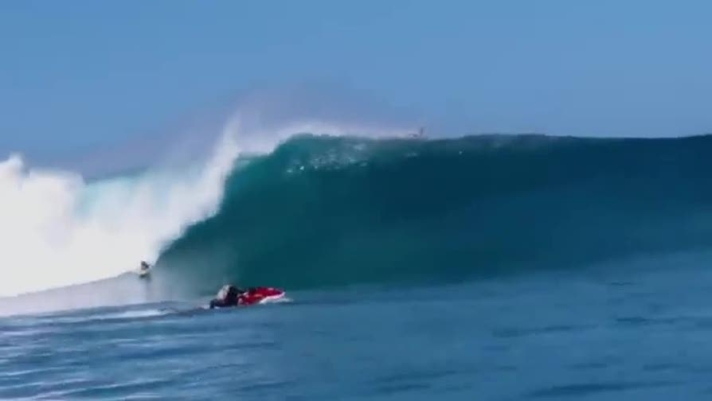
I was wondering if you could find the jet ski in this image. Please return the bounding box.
[208,284,286,309]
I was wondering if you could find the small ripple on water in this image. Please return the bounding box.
[526,380,682,399]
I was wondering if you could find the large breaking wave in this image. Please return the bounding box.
[4,113,712,309]
[155,133,712,296]
[0,114,398,300]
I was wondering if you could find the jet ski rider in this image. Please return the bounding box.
[209,284,248,308]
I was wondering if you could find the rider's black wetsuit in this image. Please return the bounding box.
[209,286,248,309]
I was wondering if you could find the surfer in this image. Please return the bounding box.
[140,261,151,272]
[406,127,425,139]
[138,261,152,277]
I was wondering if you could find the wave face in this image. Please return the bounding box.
[157,133,712,296]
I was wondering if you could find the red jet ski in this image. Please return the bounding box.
[238,287,285,305]
[209,285,286,309]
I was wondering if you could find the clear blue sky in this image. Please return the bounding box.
[2,0,712,169]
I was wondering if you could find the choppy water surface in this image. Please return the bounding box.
[3,256,712,400]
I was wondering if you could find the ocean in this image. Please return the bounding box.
[2,131,712,399]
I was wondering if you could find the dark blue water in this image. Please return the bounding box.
[3,251,712,400]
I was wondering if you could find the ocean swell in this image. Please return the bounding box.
[156,133,712,295]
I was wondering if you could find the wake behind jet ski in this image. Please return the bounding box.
[208,284,286,309]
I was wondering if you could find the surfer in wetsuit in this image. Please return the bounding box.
[140,261,150,272]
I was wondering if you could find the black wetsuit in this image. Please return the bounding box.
[208,286,246,309]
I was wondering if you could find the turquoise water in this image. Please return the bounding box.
[158,134,712,298]
[4,132,712,399]
[3,252,712,400]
